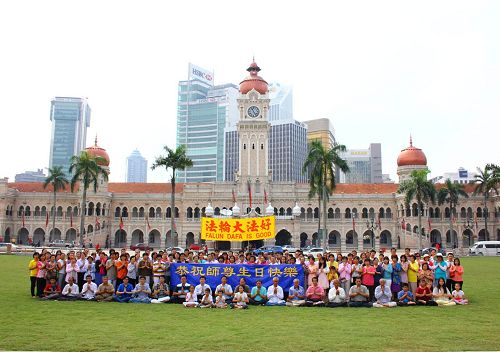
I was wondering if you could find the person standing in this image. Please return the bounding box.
[105,252,118,289]
[36,253,47,298]
[28,252,39,298]
[407,255,419,297]
[338,256,352,299]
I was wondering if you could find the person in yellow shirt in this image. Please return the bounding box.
[28,252,39,298]
[407,254,420,298]
[327,254,339,282]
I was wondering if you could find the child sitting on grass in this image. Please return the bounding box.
[452,283,469,305]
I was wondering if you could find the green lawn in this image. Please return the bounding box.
[0,256,499,352]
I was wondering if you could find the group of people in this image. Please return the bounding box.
[28,246,469,308]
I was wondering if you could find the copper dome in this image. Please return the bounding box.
[397,137,427,167]
[85,137,110,167]
[239,61,268,94]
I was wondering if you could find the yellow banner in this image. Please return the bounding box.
[201,216,275,241]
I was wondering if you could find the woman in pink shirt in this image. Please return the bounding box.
[338,256,352,296]
[399,254,409,285]
[449,258,464,290]
[305,276,325,306]
[306,256,318,287]
[36,253,47,297]
[65,258,79,283]
[361,258,375,301]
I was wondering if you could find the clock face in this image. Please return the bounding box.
[247,106,260,118]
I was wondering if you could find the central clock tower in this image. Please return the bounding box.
[237,61,271,185]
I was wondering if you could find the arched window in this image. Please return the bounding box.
[96,203,101,216]
[362,208,368,219]
[187,207,193,218]
[194,207,200,218]
[345,208,351,219]
[279,207,285,216]
[379,207,385,219]
[328,208,334,219]
[313,207,319,219]
[132,207,139,218]
[460,207,466,218]
[156,207,162,218]
[445,207,450,218]
[369,208,375,219]
[286,207,292,216]
[114,207,121,218]
[335,208,341,219]
[139,207,145,218]
[122,207,128,218]
[34,206,41,217]
[429,207,434,218]
[386,208,392,219]
[149,207,155,218]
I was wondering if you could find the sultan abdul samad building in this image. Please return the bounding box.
[1,62,499,252]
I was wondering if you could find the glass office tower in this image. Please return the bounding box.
[49,97,91,174]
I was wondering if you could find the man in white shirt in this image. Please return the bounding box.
[80,275,98,300]
[216,276,233,303]
[194,276,212,301]
[327,279,347,307]
[266,277,285,306]
[60,276,80,300]
[76,253,89,291]
[373,279,397,307]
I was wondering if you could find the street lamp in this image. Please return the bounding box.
[365,217,376,250]
[463,217,473,247]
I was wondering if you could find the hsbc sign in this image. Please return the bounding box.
[189,63,214,86]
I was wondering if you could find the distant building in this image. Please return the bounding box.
[436,167,477,184]
[339,143,383,184]
[15,169,46,183]
[176,64,239,183]
[382,174,395,184]
[304,118,336,150]
[268,83,293,122]
[126,150,147,183]
[49,97,91,174]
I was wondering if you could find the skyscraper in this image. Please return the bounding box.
[176,64,239,183]
[126,149,147,183]
[14,169,46,183]
[339,143,383,184]
[49,97,91,174]
[304,118,336,150]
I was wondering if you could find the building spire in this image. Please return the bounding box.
[95,134,98,147]
[409,134,413,147]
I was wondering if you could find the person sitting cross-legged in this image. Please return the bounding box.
[286,278,306,307]
[183,285,198,308]
[249,280,267,305]
[151,276,171,304]
[60,276,80,300]
[215,276,234,304]
[326,279,347,308]
[130,276,151,303]
[266,277,286,306]
[232,285,249,309]
[373,279,397,308]
[172,275,191,304]
[41,277,61,300]
[198,287,214,308]
[415,279,438,306]
[348,277,372,307]
[114,276,134,303]
[95,276,115,302]
[305,276,325,307]
[397,283,416,306]
[80,275,98,301]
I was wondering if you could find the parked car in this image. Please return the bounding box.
[165,246,185,253]
[253,245,284,255]
[48,240,74,248]
[130,243,153,251]
[303,247,324,256]
[282,245,299,253]
[0,243,21,253]
[419,247,448,256]
[469,241,500,256]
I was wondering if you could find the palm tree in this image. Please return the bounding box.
[473,165,500,240]
[437,179,469,249]
[69,151,108,247]
[397,169,436,250]
[303,140,349,250]
[151,145,193,247]
[43,166,69,243]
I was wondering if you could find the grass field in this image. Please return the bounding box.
[0,256,499,352]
